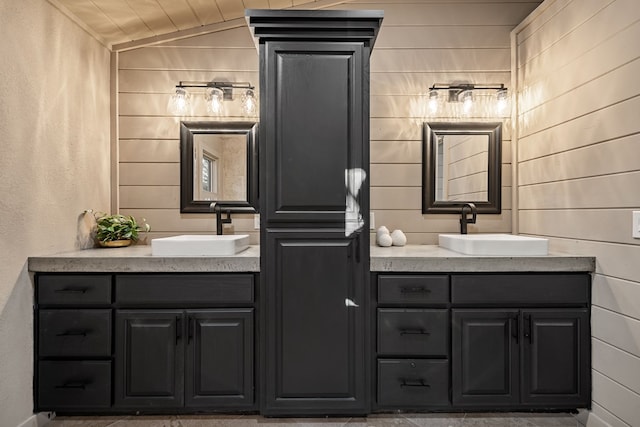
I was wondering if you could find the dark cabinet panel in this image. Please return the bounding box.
[451,274,589,305]
[452,309,520,406]
[37,274,112,306]
[263,230,366,413]
[38,361,111,410]
[185,309,254,408]
[39,309,111,357]
[115,310,184,408]
[377,309,449,357]
[452,307,591,409]
[522,309,590,406]
[377,359,449,407]
[378,275,449,305]
[116,274,254,306]
[262,42,366,224]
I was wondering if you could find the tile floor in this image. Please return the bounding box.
[49,413,581,427]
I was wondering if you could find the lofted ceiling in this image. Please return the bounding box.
[48,0,347,49]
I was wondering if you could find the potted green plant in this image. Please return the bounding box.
[88,211,150,247]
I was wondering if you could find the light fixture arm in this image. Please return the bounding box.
[175,81,255,100]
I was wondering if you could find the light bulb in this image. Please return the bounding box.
[168,87,190,115]
[428,90,438,114]
[496,88,509,114]
[461,90,473,114]
[206,87,224,115]
[242,89,257,116]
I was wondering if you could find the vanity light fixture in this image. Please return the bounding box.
[427,83,509,116]
[168,81,256,117]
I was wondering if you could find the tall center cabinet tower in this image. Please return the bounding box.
[247,10,383,416]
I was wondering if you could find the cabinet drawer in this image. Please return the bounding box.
[38,309,111,357]
[378,309,449,356]
[38,361,111,409]
[38,275,111,306]
[116,274,254,305]
[451,274,590,305]
[378,359,449,407]
[378,275,449,305]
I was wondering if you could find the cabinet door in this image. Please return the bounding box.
[114,310,184,408]
[452,309,520,406]
[263,230,367,414]
[521,309,590,406]
[185,309,254,408]
[262,41,366,224]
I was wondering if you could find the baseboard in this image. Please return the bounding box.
[576,409,612,427]
[15,412,55,427]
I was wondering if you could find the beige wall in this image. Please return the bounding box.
[117,0,541,244]
[513,0,640,426]
[0,0,111,425]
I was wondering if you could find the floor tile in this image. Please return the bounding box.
[401,412,465,427]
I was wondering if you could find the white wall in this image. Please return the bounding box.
[0,0,111,425]
[513,0,640,426]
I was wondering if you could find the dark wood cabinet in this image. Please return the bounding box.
[35,273,255,414]
[375,273,591,412]
[452,309,520,406]
[374,275,451,410]
[521,309,590,406]
[35,274,113,412]
[247,10,383,416]
[115,308,254,409]
[263,230,365,413]
[185,310,254,408]
[115,310,184,408]
[450,274,591,410]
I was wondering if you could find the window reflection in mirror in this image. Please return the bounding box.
[193,133,246,201]
[423,122,501,214]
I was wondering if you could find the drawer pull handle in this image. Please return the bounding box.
[400,379,430,388]
[56,329,89,337]
[400,329,430,336]
[56,381,88,390]
[400,286,431,294]
[54,287,88,294]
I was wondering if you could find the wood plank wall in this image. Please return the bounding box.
[513,1,640,426]
[117,0,541,244]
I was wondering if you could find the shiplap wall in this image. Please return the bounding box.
[514,1,640,426]
[117,0,541,244]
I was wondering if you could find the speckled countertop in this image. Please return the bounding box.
[369,245,595,272]
[28,244,595,273]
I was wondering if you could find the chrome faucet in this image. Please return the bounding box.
[210,202,232,235]
[460,203,477,234]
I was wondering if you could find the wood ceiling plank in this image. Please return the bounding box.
[187,0,224,25]
[293,0,317,5]
[216,0,246,20]
[124,0,178,35]
[268,0,294,8]
[91,0,153,41]
[156,0,201,31]
[243,0,270,8]
[57,0,128,43]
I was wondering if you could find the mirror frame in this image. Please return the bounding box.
[422,122,502,214]
[180,121,258,213]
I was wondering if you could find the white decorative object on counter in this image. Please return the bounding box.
[390,230,407,247]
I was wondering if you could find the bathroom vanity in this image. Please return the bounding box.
[29,244,594,415]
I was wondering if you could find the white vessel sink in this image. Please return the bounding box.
[438,233,548,256]
[151,234,250,256]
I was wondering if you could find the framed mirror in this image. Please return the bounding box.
[422,122,502,214]
[180,121,258,213]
